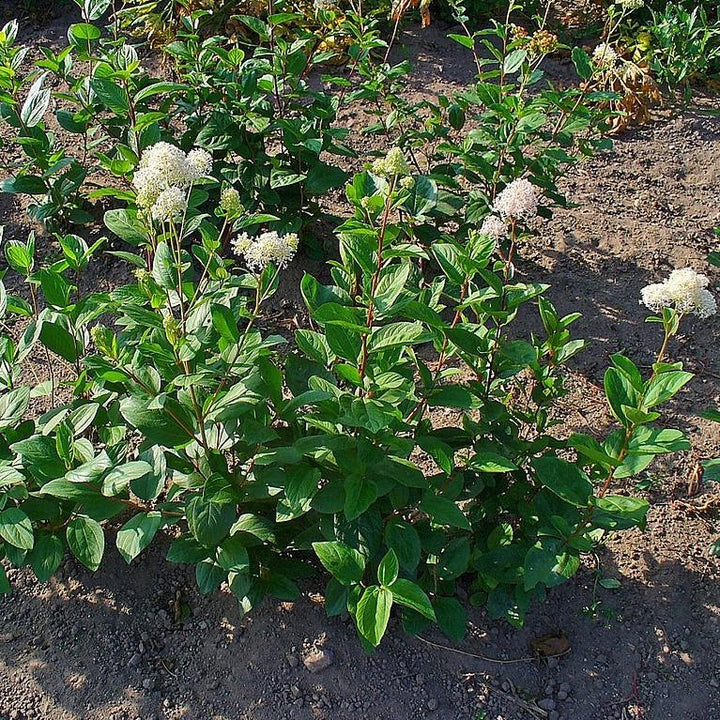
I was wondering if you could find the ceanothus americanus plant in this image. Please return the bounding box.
[0,140,710,648]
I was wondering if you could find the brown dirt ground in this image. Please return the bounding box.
[1,8,720,720]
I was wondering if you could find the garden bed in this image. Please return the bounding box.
[1,3,719,719]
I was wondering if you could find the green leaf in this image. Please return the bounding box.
[186,496,235,548]
[217,535,250,572]
[295,329,332,364]
[377,549,399,586]
[211,304,240,343]
[68,22,101,44]
[196,559,226,594]
[532,455,593,507]
[21,73,50,127]
[90,78,130,115]
[644,370,693,408]
[0,565,10,594]
[230,514,276,544]
[66,451,111,483]
[368,322,426,352]
[503,48,527,74]
[344,474,377,521]
[594,495,648,530]
[438,537,470,580]
[325,578,348,617]
[523,545,558,591]
[167,536,209,564]
[703,457,720,483]
[434,596,467,641]
[326,324,362,362]
[389,578,435,621]
[420,495,471,530]
[701,409,720,423]
[5,174,47,195]
[0,507,34,550]
[571,47,593,80]
[0,386,30,431]
[356,585,393,647]
[467,452,517,473]
[305,162,347,195]
[102,460,152,496]
[384,519,421,572]
[449,33,475,49]
[66,516,104,571]
[152,241,176,289]
[568,433,621,466]
[313,541,365,585]
[116,512,162,563]
[417,435,454,475]
[39,321,78,363]
[604,366,640,426]
[104,208,146,244]
[133,81,187,103]
[28,532,64,581]
[119,396,195,448]
[84,0,112,21]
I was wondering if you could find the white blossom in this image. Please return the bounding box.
[593,43,619,67]
[133,142,211,211]
[186,148,213,179]
[492,179,538,221]
[232,231,299,271]
[220,187,243,217]
[641,268,717,318]
[616,0,643,9]
[480,215,507,240]
[372,147,411,178]
[150,186,187,222]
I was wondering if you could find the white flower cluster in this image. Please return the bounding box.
[616,0,643,9]
[593,43,619,67]
[232,231,299,271]
[151,186,187,223]
[314,0,337,9]
[480,215,507,240]
[641,268,717,319]
[492,178,538,221]
[220,187,243,217]
[372,147,411,178]
[133,142,212,222]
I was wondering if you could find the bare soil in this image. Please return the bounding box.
[1,11,720,720]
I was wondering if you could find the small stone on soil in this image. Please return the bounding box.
[303,648,333,674]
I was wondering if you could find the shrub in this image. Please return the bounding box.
[0,139,709,646]
[0,0,714,649]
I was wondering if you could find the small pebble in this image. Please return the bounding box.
[303,648,333,674]
[427,698,438,711]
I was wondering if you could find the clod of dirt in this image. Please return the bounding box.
[531,632,571,657]
[303,647,333,673]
